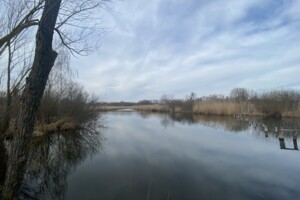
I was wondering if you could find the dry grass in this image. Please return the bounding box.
[193,101,240,116]
[96,105,128,111]
[97,104,170,112]
[98,101,300,118]
[132,104,169,112]
[193,101,300,117]
[282,110,300,118]
[33,118,76,137]
[174,106,183,113]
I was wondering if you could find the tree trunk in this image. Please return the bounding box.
[2,0,62,199]
[0,41,12,136]
[0,139,7,194]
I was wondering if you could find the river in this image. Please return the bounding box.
[12,111,300,199]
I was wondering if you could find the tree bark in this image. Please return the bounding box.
[2,0,62,199]
[0,139,7,195]
[0,41,12,136]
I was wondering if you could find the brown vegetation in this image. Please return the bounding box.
[99,89,300,118]
[0,77,98,139]
[193,101,240,115]
[132,104,169,112]
[33,118,77,137]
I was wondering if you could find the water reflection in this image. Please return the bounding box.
[65,112,300,200]
[136,111,300,140]
[136,112,300,153]
[19,118,105,199]
[136,111,300,152]
[2,112,300,199]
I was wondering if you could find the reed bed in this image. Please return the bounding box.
[96,105,128,111]
[99,102,300,118]
[193,101,260,116]
[193,101,240,116]
[132,104,169,112]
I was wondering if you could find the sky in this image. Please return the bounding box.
[72,0,300,102]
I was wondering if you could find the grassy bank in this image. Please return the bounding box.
[193,101,299,117]
[100,102,299,118]
[1,81,98,138]
[99,89,300,118]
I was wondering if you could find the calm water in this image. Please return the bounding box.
[21,112,300,199]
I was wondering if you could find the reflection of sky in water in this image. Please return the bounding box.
[66,112,300,200]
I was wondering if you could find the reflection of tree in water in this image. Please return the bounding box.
[20,118,105,199]
[135,112,300,140]
[192,115,250,132]
[137,111,152,119]
[140,112,250,132]
[260,118,300,136]
[160,114,174,128]
[136,112,176,128]
[170,113,197,125]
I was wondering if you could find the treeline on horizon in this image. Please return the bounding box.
[99,88,300,118]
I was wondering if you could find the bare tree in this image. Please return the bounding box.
[0,41,12,135]
[2,0,62,198]
[1,0,111,198]
[0,0,40,137]
[230,88,249,103]
[0,24,36,136]
[186,92,197,102]
[0,0,43,53]
[160,94,174,105]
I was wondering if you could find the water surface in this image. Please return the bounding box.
[23,112,300,199]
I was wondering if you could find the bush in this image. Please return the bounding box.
[37,81,97,125]
[251,89,300,117]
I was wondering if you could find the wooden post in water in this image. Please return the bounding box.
[278,130,299,150]
[293,136,298,150]
[264,125,269,137]
[279,138,286,149]
[279,132,285,149]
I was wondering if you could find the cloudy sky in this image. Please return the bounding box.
[72,0,300,102]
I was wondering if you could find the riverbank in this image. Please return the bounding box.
[2,115,96,140]
[97,102,300,118]
[98,89,300,118]
[33,118,78,137]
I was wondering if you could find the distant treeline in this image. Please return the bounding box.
[99,88,300,118]
[99,100,159,107]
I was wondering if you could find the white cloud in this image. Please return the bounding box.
[73,0,300,101]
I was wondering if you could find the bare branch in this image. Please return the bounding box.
[0,0,43,49]
[53,0,112,55]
